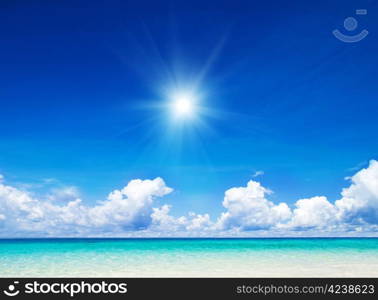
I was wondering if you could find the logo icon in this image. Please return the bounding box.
[3,281,20,297]
[333,9,369,43]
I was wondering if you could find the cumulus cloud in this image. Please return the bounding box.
[215,160,378,233]
[150,205,211,232]
[286,196,338,229]
[336,160,378,224]
[47,186,80,202]
[90,178,173,230]
[0,160,378,237]
[216,180,291,230]
[0,177,173,236]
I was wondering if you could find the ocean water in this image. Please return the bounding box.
[0,238,377,277]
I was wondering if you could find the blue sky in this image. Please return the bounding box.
[0,0,378,235]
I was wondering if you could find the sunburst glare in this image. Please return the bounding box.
[170,91,197,119]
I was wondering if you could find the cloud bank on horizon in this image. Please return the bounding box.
[0,160,378,237]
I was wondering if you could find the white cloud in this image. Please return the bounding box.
[252,171,264,178]
[47,186,80,202]
[281,160,378,231]
[0,160,378,237]
[216,180,291,230]
[0,177,173,236]
[150,205,211,232]
[286,196,338,229]
[186,212,212,231]
[216,160,378,233]
[335,160,378,224]
[89,178,173,231]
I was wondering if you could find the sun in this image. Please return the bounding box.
[173,96,193,115]
[170,92,196,118]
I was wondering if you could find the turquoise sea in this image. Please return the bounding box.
[0,238,377,277]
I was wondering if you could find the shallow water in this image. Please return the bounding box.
[0,238,377,277]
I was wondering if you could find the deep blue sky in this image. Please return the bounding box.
[1,0,377,216]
